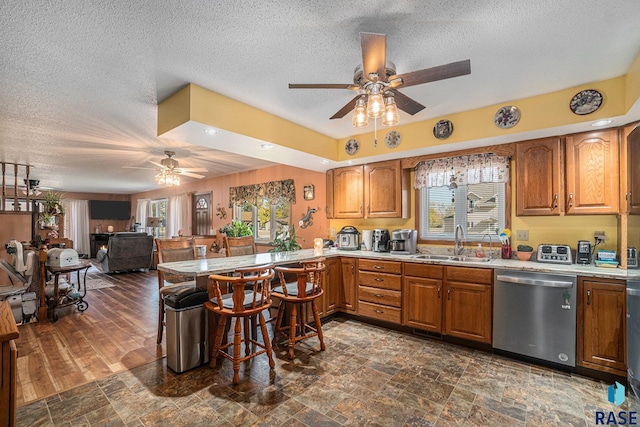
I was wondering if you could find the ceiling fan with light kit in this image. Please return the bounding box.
[289,32,471,145]
[123,150,207,186]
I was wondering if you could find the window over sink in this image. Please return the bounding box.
[415,154,510,242]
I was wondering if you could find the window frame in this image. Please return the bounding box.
[149,198,167,239]
[415,180,511,245]
[232,198,291,243]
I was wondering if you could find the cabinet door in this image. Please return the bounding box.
[323,258,341,316]
[333,166,364,218]
[516,137,563,216]
[325,169,334,219]
[340,258,357,312]
[364,160,402,218]
[403,276,442,333]
[627,125,640,214]
[444,281,492,344]
[565,129,619,214]
[578,279,626,375]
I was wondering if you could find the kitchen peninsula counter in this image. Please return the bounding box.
[158,248,631,280]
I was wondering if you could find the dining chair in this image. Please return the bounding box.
[271,258,326,359]
[204,263,275,385]
[155,237,197,344]
[223,235,257,257]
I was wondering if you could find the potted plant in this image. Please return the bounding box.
[268,224,301,253]
[516,244,534,261]
[39,191,65,228]
[219,219,253,237]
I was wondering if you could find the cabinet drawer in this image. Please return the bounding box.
[404,263,444,279]
[358,259,402,274]
[445,266,493,285]
[358,271,402,290]
[358,300,401,324]
[359,285,401,307]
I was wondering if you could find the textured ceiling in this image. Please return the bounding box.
[1,1,639,193]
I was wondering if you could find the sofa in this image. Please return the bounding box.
[96,232,154,273]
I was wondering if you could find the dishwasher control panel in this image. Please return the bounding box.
[537,244,573,264]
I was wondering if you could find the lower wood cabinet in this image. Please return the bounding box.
[340,258,357,312]
[323,257,341,316]
[357,259,403,324]
[577,277,626,376]
[403,264,492,344]
[443,267,493,344]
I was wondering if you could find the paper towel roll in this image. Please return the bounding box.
[361,230,372,251]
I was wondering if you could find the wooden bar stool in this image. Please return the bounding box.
[272,258,326,359]
[204,263,275,385]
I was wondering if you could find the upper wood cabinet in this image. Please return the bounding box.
[516,129,620,216]
[626,125,640,215]
[327,160,408,219]
[565,129,619,215]
[516,137,563,216]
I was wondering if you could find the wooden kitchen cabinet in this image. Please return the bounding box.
[323,257,341,316]
[327,160,408,219]
[357,259,403,324]
[516,137,563,216]
[565,129,619,214]
[403,263,444,332]
[443,266,492,344]
[625,125,640,214]
[577,277,626,376]
[332,165,364,218]
[340,258,357,312]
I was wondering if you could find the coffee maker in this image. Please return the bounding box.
[577,240,592,264]
[390,229,418,255]
[372,229,390,252]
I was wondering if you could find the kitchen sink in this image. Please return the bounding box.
[450,256,492,263]
[411,254,453,260]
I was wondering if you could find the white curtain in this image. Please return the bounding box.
[63,199,90,256]
[414,154,510,189]
[136,199,151,232]
[166,194,191,237]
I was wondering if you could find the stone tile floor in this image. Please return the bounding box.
[16,318,636,426]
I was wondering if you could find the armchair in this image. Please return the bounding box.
[96,232,153,273]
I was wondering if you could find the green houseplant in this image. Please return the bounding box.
[219,219,253,237]
[516,244,534,261]
[39,191,65,228]
[268,224,301,253]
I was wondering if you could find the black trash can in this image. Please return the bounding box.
[164,287,210,373]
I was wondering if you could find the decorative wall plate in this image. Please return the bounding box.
[345,138,359,155]
[569,89,603,115]
[494,105,521,129]
[385,130,401,148]
[433,119,454,140]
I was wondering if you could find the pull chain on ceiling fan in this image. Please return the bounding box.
[289,32,471,144]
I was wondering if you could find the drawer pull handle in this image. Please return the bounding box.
[568,193,573,209]
[447,288,451,300]
[587,289,591,305]
[374,278,384,282]
[374,293,384,298]
[374,309,383,314]
[374,265,384,269]
[553,193,558,208]
[437,286,441,298]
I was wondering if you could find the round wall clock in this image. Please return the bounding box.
[494,105,521,129]
[570,89,603,115]
[433,119,454,140]
[384,130,401,148]
[345,138,359,155]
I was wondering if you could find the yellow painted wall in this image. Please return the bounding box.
[629,215,640,251]
[626,52,640,112]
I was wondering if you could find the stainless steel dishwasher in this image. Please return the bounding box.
[493,269,577,367]
[628,279,640,402]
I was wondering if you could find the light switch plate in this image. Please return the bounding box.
[516,230,529,241]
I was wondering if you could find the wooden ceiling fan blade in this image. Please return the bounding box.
[389,89,426,115]
[391,59,471,88]
[330,95,362,119]
[289,83,358,90]
[178,171,204,179]
[360,32,386,81]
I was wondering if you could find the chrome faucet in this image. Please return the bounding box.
[454,224,465,255]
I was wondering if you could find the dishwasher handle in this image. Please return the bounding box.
[496,274,574,288]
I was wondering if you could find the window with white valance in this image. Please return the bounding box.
[415,154,510,242]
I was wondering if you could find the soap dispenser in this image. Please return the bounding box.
[476,243,485,258]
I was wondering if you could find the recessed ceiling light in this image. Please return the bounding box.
[591,119,612,127]
[321,159,330,164]
[260,143,274,149]
[204,128,218,135]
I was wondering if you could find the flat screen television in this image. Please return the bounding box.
[89,200,131,220]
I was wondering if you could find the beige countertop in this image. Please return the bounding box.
[158,248,633,280]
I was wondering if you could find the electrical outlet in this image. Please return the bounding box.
[516,230,529,241]
[594,231,606,243]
